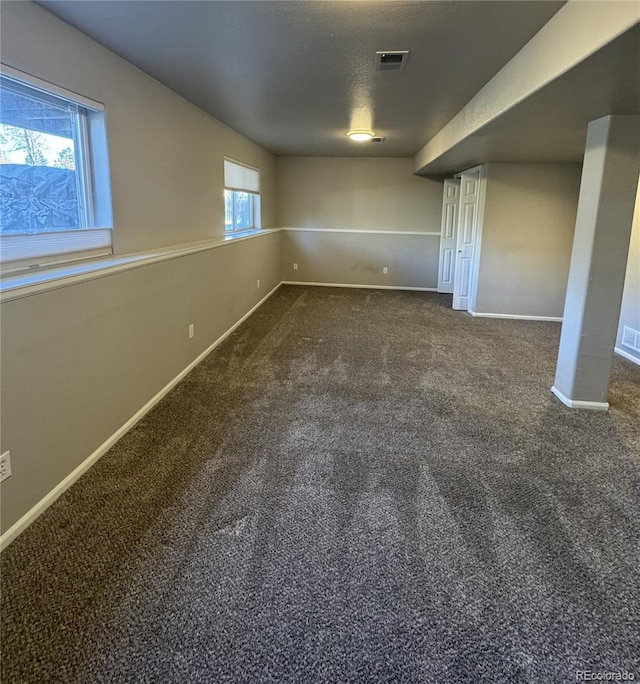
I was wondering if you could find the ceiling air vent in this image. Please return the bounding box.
[376,51,409,72]
[370,137,384,143]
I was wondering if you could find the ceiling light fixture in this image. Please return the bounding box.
[347,130,374,142]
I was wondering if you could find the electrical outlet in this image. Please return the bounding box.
[293,263,298,271]
[0,451,12,483]
[383,267,388,275]
[188,324,195,339]
[257,279,260,288]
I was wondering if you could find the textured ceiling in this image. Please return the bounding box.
[37,0,565,157]
[417,24,640,175]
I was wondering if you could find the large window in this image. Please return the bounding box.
[224,158,260,233]
[0,67,112,272]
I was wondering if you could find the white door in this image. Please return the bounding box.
[437,179,460,293]
[452,168,482,310]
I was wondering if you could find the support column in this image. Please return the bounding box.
[552,115,640,410]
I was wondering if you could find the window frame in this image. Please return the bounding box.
[223,157,261,234]
[0,64,112,274]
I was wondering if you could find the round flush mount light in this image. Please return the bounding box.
[347,130,375,142]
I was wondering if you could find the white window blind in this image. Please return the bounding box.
[1,229,113,272]
[224,158,260,193]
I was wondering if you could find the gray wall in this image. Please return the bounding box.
[0,2,281,535]
[276,157,442,230]
[281,230,440,289]
[616,181,640,363]
[1,235,281,534]
[474,163,582,317]
[276,157,442,289]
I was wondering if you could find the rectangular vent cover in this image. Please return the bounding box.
[622,325,640,352]
[376,51,409,72]
[370,137,384,143]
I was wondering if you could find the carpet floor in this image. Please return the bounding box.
[1,285,639,683]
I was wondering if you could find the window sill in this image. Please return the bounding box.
[0,228,279,303]
[225,228,261,237]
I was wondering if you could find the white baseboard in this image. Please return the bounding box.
[614,346,640,366]
[282,281,437,292]
[469,309,562,322]
[0,282,282,552]
[551,386,609,411]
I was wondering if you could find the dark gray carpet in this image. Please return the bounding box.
[1,285,639,683]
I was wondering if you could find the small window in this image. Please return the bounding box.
[0,66,112,273]
[224,158,260,233]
